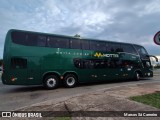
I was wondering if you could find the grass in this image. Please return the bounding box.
[130,92,160,109]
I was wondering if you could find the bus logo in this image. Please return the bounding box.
[154,31,160,45]
[94,52,103,57]
[94,52,119,58]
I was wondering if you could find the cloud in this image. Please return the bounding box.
[0,0,160,58]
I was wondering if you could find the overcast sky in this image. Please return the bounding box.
[0,0,160,59]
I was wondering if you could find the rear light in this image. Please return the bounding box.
[11,77,17,81]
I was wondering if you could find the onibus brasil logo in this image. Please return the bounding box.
[154,31,160,45]
[94,52,119,58]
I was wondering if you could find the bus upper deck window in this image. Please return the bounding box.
[11,31,27,45]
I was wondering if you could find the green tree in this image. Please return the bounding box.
[74,34,81,38]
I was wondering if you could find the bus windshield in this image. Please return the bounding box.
[134,45,148,55]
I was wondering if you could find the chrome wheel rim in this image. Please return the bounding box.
[136,73,140,80]
[47,78,56,88]
[66,77,75,86]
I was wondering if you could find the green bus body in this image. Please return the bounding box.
[2,29,153,88]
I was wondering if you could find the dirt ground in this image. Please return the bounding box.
[7,81,159,120]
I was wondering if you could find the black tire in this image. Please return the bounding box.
[134,72,140,81]
[63,74,77,88]
[43,75,59,89]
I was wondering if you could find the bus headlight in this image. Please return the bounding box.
[147,73,150,76]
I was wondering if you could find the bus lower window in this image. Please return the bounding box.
[73,59,83,68]
[11,58,27,69]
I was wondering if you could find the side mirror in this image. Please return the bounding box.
[148,55,158,62]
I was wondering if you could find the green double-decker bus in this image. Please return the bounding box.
[1,29,157,89]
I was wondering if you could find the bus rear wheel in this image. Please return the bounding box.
[63,74,77,88]
[43,75,59,89]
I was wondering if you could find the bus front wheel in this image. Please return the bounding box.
[43,75,59,89]
[63,74,77,88]
[134,72,140,81]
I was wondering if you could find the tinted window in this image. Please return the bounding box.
[107,43,121,52]
[83,60,94,69]
[47,36,54,47]
[27,33,47,47]
[94,60,106,69]
[12,31,47,47]
[70,39,81,49]
[82,40,90,50]
[73,59,83,68]
[26,33,38,46]
[74,59,119,69]
[106,43,113,51]
[47,36,69,48]
[121,60,140,68]
[37,35,46,47]
[121,44,137,54]
[90,41,96,50]
[90,41,106,51]
[98,42,106,51]
[11,31,27,45]
[11,57,27,69]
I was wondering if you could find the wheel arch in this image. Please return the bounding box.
[42,71,61,82]
[63,71,79,82]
